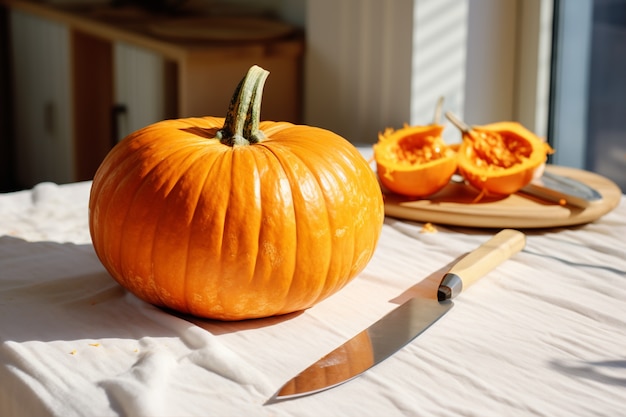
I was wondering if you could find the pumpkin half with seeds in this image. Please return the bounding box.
[373,123,457,197]
[455,121,554,196]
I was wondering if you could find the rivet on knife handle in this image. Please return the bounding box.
[437,229,526,301]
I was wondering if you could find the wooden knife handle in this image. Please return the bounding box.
[438,229,526,300]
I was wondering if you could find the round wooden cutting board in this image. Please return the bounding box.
[383,165,622,229]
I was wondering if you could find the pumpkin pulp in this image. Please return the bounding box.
[465,128,533,170]
[373,124,457,197]
[447,113,554,196]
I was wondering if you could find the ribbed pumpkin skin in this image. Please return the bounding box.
[89,117,384,320]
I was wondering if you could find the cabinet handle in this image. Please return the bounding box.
[44,101,55,136]
[111,104,128,148]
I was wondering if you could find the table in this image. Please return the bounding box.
[1,178,625,416]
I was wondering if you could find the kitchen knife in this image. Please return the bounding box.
[267,229,526,403]
[519,170,603,208]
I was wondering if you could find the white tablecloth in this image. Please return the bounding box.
[1,180,625,417]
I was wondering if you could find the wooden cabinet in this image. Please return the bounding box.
[10,10,74,186]
[3,0,304,188]
[9,14,116,187]
[113,42,177,141]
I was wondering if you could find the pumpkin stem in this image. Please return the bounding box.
[217,65,269,146]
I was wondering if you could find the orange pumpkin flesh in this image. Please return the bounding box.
[89,66,384,320]
[457,121,554,195]
[373,124,457,197]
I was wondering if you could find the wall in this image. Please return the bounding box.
[411,0,468,143]
[230,0,306,28]
[196,0,306,27]
[305,0,414,144]
[1,0,557,190]
[0,7,13,191]
[303,0,509,144]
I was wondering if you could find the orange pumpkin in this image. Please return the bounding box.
[373,99,457,197]
[88,66,384,320]
[447,113,554,196]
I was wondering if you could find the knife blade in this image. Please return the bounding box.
[267,229,526,403]
[519,170,603,208]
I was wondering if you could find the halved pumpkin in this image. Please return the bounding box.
[457,121,554,195]
[373,124,457,197]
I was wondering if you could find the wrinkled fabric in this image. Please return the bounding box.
[1,179,625,417]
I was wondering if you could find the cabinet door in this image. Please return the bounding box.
[114,42,176,141]
[10,10,73,187]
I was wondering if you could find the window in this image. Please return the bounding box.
[550,0,626,191]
